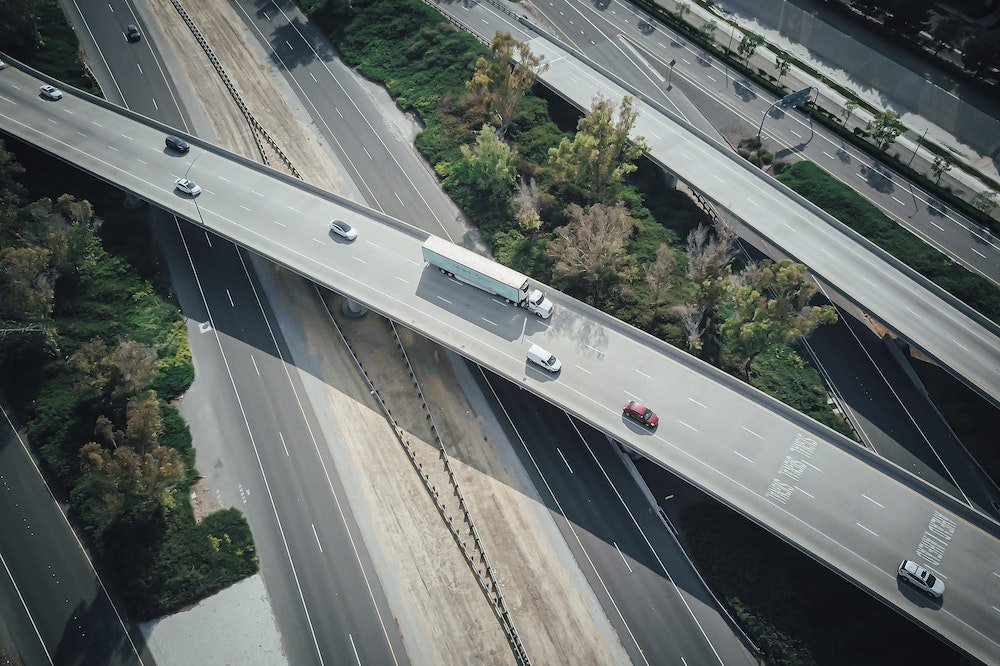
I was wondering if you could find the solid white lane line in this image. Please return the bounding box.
[862,494,884,508]
[687,398,707,408]
[556,447,573,473]
[733,451,754,463]
[311,524,322,552]
[349,634,362,666]
[613,542,633,573]
[279,431,289,457]
[741,426,763,439]
[250,354,260,376]
[0,550,53,664]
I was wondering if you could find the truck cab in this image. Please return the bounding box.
[526,289,553,319]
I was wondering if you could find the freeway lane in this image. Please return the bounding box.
[0,400,146,666]
[0,64,997,663]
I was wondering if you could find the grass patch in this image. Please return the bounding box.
[778,161,1000,323]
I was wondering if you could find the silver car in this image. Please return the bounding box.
[897,559,944,598]
[329,218,358,241]
[174,178,202,197]
[39,84,63,101]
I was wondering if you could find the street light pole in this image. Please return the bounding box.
[667,58,676,90]
[725,25,737,86]
[757,100,778,139]
[907,127,929,167]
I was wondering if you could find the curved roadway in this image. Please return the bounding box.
[0,61,998,663]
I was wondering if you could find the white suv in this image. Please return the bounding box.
[897,560,944,598]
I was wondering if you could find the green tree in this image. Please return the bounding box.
[70,337,157,403]
[930,155,952,184]
[674,2,691,21]
[737,32,765,65]
[0,0,45,52]
[548,202,636,305]
[698,20,718,44]
[0,245,53,325]
[439,124,517,211]
[514,176,542,234]
[930,14,966,54]
[466,32,547,139]
[547,95,648,203]
[683,222,738,358]
[971,190,998,216]
[644,244,677,323]
[720,260,838,379]
[775,57,791,83]
[867,110,905,151]
[962,29,1000,76]
[840,99,858,125]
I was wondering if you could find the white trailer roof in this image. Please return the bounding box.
[423,235,529,290]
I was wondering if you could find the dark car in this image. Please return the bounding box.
[623,400,659,428]
[126,24,142,43]
[165,135,190,153]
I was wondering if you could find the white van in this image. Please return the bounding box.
[527,344,562,373]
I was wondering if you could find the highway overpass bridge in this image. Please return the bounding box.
[1,60,997,663]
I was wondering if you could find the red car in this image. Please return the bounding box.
[623,400,659,428]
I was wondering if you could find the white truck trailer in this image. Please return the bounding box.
[421,236,553,318]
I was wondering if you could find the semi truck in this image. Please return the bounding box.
[421,236,553,318]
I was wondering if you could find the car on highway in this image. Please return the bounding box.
[0,60,6,70]
[898,559,945,598]
[623,400,659,428]
[527,344,561,373]
[39,85,63,101]
[174,178,202,197]
[329,219,358,241]
[165,135,190,153]
[125,24,142,43]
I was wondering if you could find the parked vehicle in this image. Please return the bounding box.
[527,344,561,372]
[623,400,659,428]
[421,236,553,318]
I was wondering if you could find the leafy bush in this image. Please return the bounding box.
[778,161,1000,323]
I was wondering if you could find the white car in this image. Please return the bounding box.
[174,178,202,197]
[39,84,63,101]
[329,218,358,241]
[0,60,7,70]
[897,560,945,598]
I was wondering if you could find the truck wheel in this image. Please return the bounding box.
[535,311,544,317]
[505,298,512,304]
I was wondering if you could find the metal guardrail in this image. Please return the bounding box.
[321,291,530,665]
[169,0,302,179]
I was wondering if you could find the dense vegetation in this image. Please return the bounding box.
[0,135,257,618]
[308,0,851,437]
[777,161,1000,323]
[0,0,98,93]
[676,500,962,665]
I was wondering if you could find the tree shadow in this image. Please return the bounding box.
[733,78,756,102]
[859,162,895,194]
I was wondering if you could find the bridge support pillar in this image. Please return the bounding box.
[341,298,368,318]
[122,193,144,209]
